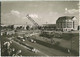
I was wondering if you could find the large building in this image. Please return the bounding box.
[56,16,78,31]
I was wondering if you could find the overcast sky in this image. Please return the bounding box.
[1,1,79,25]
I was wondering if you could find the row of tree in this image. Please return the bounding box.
[1,25,30,30]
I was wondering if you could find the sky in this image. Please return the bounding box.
[1,1,79,25]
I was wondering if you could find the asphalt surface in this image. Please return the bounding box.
[12,36,70,56]
[2,38,46,56]
[1,30,78,56]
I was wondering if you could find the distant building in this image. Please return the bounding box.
[14,24,27,30]
[56,16,78,31]
[1,24,8,27]
[42,24,56,30]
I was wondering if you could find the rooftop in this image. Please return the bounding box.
[57,16,75,21]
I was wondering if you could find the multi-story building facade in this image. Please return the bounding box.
[56,16,78,31]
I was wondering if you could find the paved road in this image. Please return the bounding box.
[1,30,72,56]
[15,31,70,56]
[23,39,70,56]
[2,37,46,56]
[11,39,47,56]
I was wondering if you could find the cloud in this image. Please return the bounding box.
[11,10,20,17]
[65,8,79,14]
[49,11,58,15]
[29,14,38,18]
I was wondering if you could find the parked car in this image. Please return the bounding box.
[29,47,39,53]
[17,36,25,42]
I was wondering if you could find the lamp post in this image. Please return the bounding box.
[70,33,73,56]
[67,33,73,56]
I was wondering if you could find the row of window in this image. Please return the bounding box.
[57,22,73,28]
[57,20,73,22]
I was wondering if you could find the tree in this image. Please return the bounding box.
[10,25,14,30]
[26,25,30,30]
[19,26,23,29]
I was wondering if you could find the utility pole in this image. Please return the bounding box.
[70,33,73,56]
